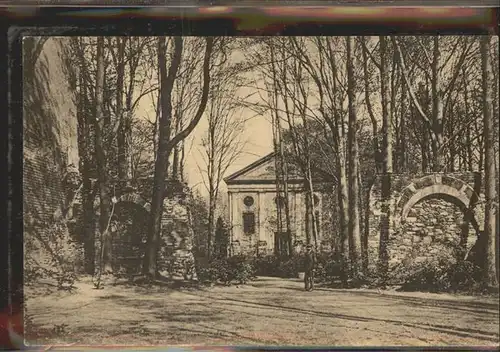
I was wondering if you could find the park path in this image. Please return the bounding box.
[25,276,499,348]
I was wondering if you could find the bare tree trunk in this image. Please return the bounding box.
[346,36,363,279]
[172,116,181,180]
[432,36,445,172]
[464,71,473,171]
[152,83,161,161]
[459,172,481,262]
[381,36,393,175]
[207,184,216,260]
[277,120,293,254]
[143,37,182,277]
[332,82,350,285]
[378,36,392,282]
[359,165,369,272]
[304,186,312,246]
[360,36,379,159]
[268,43,287,255]
[301,108,318,250]
[76,58,96,275]
[93,37,113,274]
[144,37,213,277]
[337,148,350,285]
[307,176,318,249]
[480,35,498,288]
[207,121,217,260]
[115,38,128,187]
[399,65,407,172]
[180,138,185,183]
[422,130,429,173]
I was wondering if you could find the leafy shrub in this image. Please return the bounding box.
[24,215,82,290]
[446,260,484,293]
[252,255,280,277]
[277,258,300,278]
[399,258,484,293]
[399,259,447,292]
[315,254,343,284]
[196,255,255,285]
[197,265,220,283]
[252,254,321,279]
[227,255,254,284]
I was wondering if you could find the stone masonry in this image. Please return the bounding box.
[23,37,80,241]
[368,172,485,276]
[158,193,197,280]
[106,187,197,280]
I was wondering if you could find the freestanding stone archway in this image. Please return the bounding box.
[115,192,151,212]
[111,193,151,274]
[368,172,485,275]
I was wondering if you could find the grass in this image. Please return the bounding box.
[24,276,499,348]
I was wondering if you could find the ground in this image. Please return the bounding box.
[25,276,499,348]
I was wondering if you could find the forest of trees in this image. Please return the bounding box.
[242,36,499,287]
[26,35,499,290]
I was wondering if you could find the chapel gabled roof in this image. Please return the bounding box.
[223,152,277,184]
[223,151,336,187]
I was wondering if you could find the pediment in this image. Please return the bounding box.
[224,153,304,185]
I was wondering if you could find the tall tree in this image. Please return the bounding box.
[480,34,498,288]
[75,38,97,275]
[394,36,473,172]
[113,37,128,185]
[378,36,393,282]
[285,36,351,283]
[143,37,214,278]
[346,36,363,279]
[199,46,245,259]
[69,37,97,275]
[93,37,113,274]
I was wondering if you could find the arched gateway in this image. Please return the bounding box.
[111,193,151,274]
[367,172,485,274]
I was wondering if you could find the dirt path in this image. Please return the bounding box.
[25,276,499,348]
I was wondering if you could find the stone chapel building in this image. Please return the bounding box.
[224,152,335,256]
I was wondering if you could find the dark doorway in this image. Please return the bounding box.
[111,202,149,274]
[274,231,291,257]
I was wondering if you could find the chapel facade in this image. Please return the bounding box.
[224,152,335,257]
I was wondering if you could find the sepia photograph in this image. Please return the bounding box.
[23,35,499,347]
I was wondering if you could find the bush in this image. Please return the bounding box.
[196,255,255,285]
[399,258,484,293]
[315,254,342,284]
[24,216,82,290]
[252,255,280,277]
[253,253,363,281]
[252,254,301,278]
[446,260,484,293]
[197,264,220,283]
[277,258,299,278]
[227,255,254,284]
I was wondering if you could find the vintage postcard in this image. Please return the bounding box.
[21,31,499,348]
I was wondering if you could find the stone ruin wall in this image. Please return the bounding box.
[24,37,79,233]
[158,194,197,280]
[23,38,81,275]
[367,172,485,277]
[91,189,197,280]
